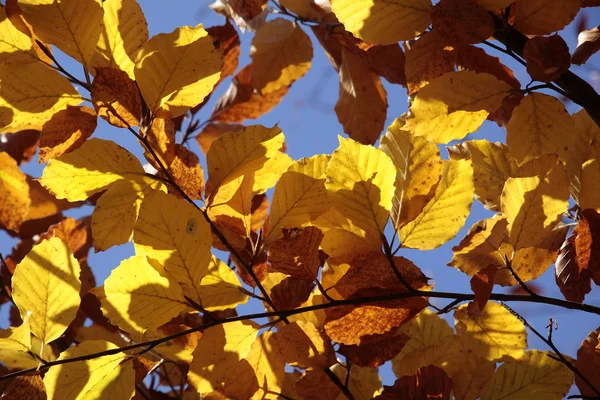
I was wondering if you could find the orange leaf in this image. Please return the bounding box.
[455,45,520,89]
[268,227,324,280]
[575,326,600,396]
[374,365,453,400]
[405,30,456,95]
[339,330,410,368]
[39,106,97,163]
[431,0,494,45]
[91,67,142,128]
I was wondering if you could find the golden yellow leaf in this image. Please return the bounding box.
[133,190,212,303]
[134,24,222,116]
[80,359,135,400]
[247,330,286,399]
[208,173,255,238]
[325,136,396,240]
[0,320,35,369]
[39,105,97,163]
[464,140,518,211]
[400,159,474,250]
[39,138,145,201]
[331,363,382,400]
[12,236,81,344]
[393,309,454,363]
[0,152,30,231]
[250,19,312,94]
[335,47,388,145]
[168,144,205,200]
[405,71,513,143]
[481,350,573,400]
[380,117,442,230]
[43,341,128,400]
[455,301,527,362]
[206,124,285,197]
[0,5,39,65]
[580,158,600,211]
[513,0,580,36]
[501,155,569,249]
[19,0,104,66]
[0,60,83,133]
[287,290,327,329]
[199,256,249,311]
[92,178,166,251]
[91,0,148,79]
[253,150,293,194]
[330,0,432,45]
[506,93,572,165]
[98,255,188,333]
[266,154,330,246]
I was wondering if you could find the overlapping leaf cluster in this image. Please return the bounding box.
[1,0,600,399]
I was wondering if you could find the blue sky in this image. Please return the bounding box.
[2,0,600,393]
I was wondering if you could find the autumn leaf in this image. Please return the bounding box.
[0,152,30,231]
[199,256,249,311]
[91,67,142,128]
[512,0,580,36]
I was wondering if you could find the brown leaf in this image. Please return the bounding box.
[42,216,94,262]
[268,227,324,280]
[575,326,600,396]
[556,209,600,302]
[361,43,407,85]
[523,35,571,82]
[211,65,289,123]
[235,252,268,288]
[455,45,521,89]
[1,374,46,400]
[250,194,269,232]
[431,0,495,45]
[572,25,600,65]
[275,321,336,370]
[91,67,142,128]
[144,117,176,168]
[339,330,410,368]
[166,144,205,200]
[133,357,159,384]
[207,22,241,85]
[0,130,39,165]
[405,31,456,95]
[38,105,97,163]
[374,366,452,400]
[487,93,524,127]
[335,47,387,145]
[271,276,315,311]
[210,0,268,32]
[468,265,497,319]
[295,369,341,400]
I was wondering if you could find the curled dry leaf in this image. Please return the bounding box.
[523,35,571,82]
[210,0,268,32]
[572,25,600,65]
[207,22,240,85]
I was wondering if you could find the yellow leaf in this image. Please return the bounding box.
[39,105,97,163]
[133,190,212,303]
[0,320,34,368]
[188,321,259,398]
[0,60,83,133]
[405,71,513,143]
[19,0,104,66]
[39,138,145,202]
[206,124,285,197]
[481,350,574,400]
[199,256,249,311]
[208,173,255,238]
[91,178,166,251]
[391,334,462,378]
[98,255,188,334]
[501,155,569,249]
[247,331,286,399]
[580,158,600,211]
[380,117,442,230]
[253,150,293,194]
[12,236,81,344]
[91,0,149,79]
[325,136,396,240]
[331,0,432,45]
[465,140,518,211]
[266,154,330,246]
[0,152,30,231]
[513,0,580,36]
[506,94,572,165]
[134,24,222,116]
[43,341,127,400]
[276,321,334,370]
[400,159,474,250]
[455,301,527,362]
[80,359,135,400]
[250,19,312,94]
[287,290,327,329]
[331,363,382,400]
[0,5,38,65]
[335,47,388,145]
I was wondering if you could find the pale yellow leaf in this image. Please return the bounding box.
[400,159,474,250]
[19,0,104,66]
[12,236,81,344]
[98,255,188,334]
[501,155,569,249]
[325,136,396,240]
[580,158,600,211]
[0,5,38,65]
[513,0,580,36]
[0,320,34,368]
[133,190,212,303]
[506,93,572,165]
[80,360,135,400]
[253,150,293,194]
[91,0,148,79]
[380,117,442,230]
[331,0,432,44]
[332,363,382,400]
[405,71,513,143]
[0,60,83,133]
[0,152,30,231]
[250,19,312,94]
[393,309,454,362]
[481,350,574,400]
[134,24,222,116]
[266,154,330,246]
[455,301,527,362]
[92,178,166,251]
[43,341,126,400]
[199,256,249,311]
[39,138,145,202]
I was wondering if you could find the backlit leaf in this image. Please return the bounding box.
[247,330,286,399]
[512,0,580,36]
[199,256,249,311]
[575,326,600,396]
[91,67,142,128]
[580,158,600,211]
[0,152,30,231]
[332,363,382,400]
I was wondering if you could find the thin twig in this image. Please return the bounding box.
[35,41,90,91]
[502,253,538,297]
[315,279,334,302]
[381,233,417,292]
[324,367,356,400]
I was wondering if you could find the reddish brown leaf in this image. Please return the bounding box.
[210,0,267,32]
[235,251,268,288]
[295,369,341,400]
[431,0,495,45]
[455,45,521,89]
[271,277,315,311]
[374,366,453,400]
[250,194,269,232]
[339,330,410,368]
[268,227,324,280]
[572,26,600,65]
[1,374,46,400]
[42,216,94,262]
[468,265,497,319]
[91,67,142,128]
[207,22,241,85]
[575,326,600,396]
[524,35,571,82]
[361,43,407,85]
[39,106,97,163]
[0,130,39,165]
[487,93,524,127]
[166,144,205,200]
